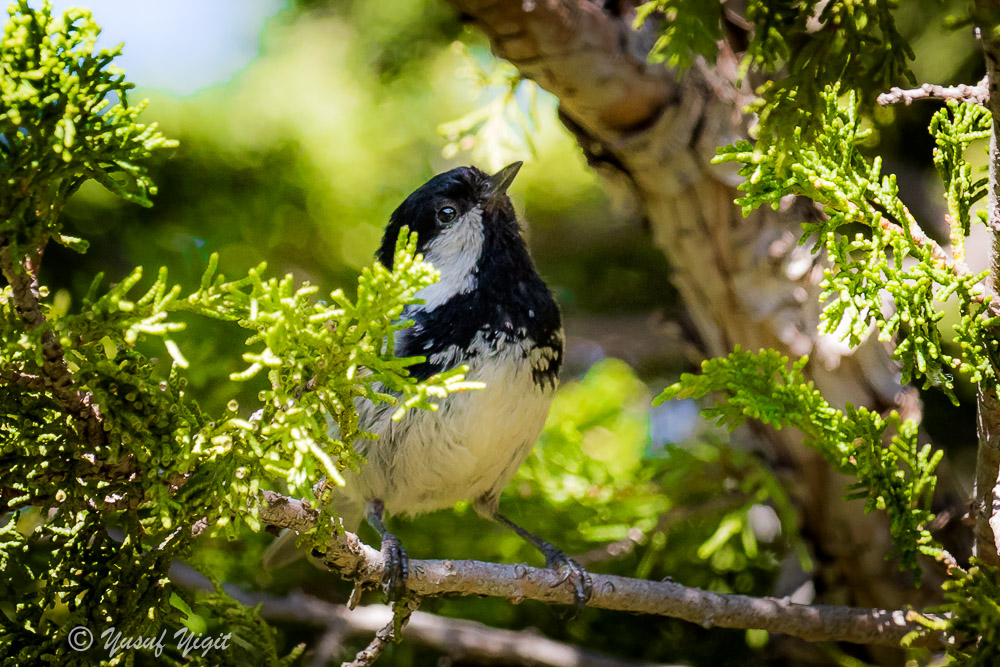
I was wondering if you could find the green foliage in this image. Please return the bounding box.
[172,582,306,667]
[745,0,914,148]
[933,561,1000,665]
[635,0,914,151]
[658,347,943,574]
[680,3,1000,654]
[1,240,467,665]
[0,0,176,248]
[930,102,991,241]
[0,3,473,664]
[0,236,466,663]
[511,359,803,586]
[632,0,723,71]
[715,87,999,401]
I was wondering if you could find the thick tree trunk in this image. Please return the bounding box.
[445,0,945,613]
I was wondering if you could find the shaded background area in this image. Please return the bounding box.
[39,0,983,664]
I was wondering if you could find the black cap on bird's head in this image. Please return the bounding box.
[377,162,523,269]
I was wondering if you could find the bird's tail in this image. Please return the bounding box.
[261,491,364,571]
[261,528,304,571]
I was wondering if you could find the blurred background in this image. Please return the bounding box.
[39,0,985,664]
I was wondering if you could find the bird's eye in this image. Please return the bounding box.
[436,206,457,223]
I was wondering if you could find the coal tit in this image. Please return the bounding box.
[266,162,592,607]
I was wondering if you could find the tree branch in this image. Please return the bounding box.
[258,491,947,649]
[276,596,680,667]
[877,77,989,106]
[341,600,417,667]
[448,0,671,139]
[0,369,48,392]
[170,563,676,667]
[973,1,1000,570]
[0,235,104,445]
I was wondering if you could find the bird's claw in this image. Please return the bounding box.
[543,546,593,613]
[381,532,409,602]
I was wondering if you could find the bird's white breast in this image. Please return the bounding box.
[347,332,558,517]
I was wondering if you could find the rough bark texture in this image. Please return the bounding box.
[258,491,946,649]
[974,1,1000,568]
[170,563,683,667]
[443,0,933,611]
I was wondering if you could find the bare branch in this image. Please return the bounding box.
[276,596,679,667]
[447,0,670,139]
[341,600,417,667]
[169,563,677,667]
[258,491,948,649]
[877,77,989,106]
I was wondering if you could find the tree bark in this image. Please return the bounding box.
[257,491,947,649]
[444,0,942,611]
[973,0,1000,569]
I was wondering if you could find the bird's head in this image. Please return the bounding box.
[377,162,523,272]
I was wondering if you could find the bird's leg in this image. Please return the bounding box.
[492,512,593,610]
[366,500,408,602]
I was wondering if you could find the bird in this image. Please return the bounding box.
[264,161,592,608]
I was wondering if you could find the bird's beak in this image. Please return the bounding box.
[486,161,523,206]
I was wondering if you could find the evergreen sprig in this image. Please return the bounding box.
[0,231,471,663]
[932,560,1000,665]
[634,0,914,152]
[631,0,724,71]
[657,347,943,574]
[0,3,474,663]
[0,0,176,250]
[714,87,1000,401]
[930,102,991,252]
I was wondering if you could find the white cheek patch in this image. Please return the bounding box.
[414,207,484,311]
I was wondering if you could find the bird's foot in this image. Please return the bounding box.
[380,531,409,602]
[542,545,593,613]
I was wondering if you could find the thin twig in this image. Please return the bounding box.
[258,491,948,649]
[341,600,418,667]
[877,77,989,106]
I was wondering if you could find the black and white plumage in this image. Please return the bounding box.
[265,162,591,607]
